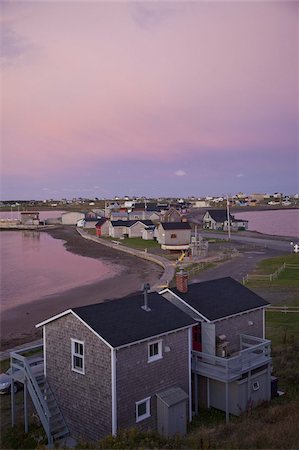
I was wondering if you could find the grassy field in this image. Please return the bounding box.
[247,253,299,289]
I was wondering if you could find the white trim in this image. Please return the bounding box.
[36,309,114,350]
[43,326,46,378]
[160,289,210,323]
[136,397,151,422]
[148,340,162,363]
[71,311,113,349]
[36,309,73,328]
[115,324,195,350]
[111,349,117,435]
[36,307,194,351]
[211,307,265,324]
[71,338,85,375]
[188,327,192,422]
[263,308,265,339]
[160,289,266,325]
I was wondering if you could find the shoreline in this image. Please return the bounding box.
[0,227,163,350]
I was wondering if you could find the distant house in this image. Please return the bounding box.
[203,210,248,231]
[142,226,156,240]
[156,222,192,250]
[160,275,271,419]
[160,207,182,223]
[83,217,100,229]
[95,218,109,237]
[109,220,154,239]
[61,212,85,225]
[36,292,195,442]
[110,211,129,221]
[20,211,40,226]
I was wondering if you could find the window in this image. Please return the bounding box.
[136,397,150,422]
[170,233,177,239]
[71,339,84,374]
[148,340,162,363]
[252,381,260,391]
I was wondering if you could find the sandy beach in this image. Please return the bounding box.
[0,227,163,350]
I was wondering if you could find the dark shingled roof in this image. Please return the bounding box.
[171,277,269,321]
[111,220,154,227]
[96,218,107,227]
[206,210,234,223]
[73,292,196,348]
[160,222,191,230]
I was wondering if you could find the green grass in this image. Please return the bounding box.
[103,236,160,250]
[247,253,299,288]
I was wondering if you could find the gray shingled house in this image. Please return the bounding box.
[156,222,192,250]
[11,276,273,446]
[203,210,248,231]
[160,274,272,421]
[35,292,196,442]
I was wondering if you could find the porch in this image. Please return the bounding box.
[191,334,272,423]
[192,334,271,383]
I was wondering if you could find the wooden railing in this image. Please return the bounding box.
[10,346,53,447]
[192,334,271,382]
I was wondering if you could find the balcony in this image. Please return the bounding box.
[192,334,271,382]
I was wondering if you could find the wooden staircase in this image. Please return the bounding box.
[36,375,69,444]
[11,349,69,447]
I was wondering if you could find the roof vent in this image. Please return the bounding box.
[141,283,151,312]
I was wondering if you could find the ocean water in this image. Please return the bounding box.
[0,230,120,312]
[234,209,299,237]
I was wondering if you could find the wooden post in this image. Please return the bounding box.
[11,373,15,427]
[24,379,28,433]
[225,382,229,424]
[194,373,199,415]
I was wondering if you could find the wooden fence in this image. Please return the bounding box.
[243,262,299,285]
[266,305,299,314]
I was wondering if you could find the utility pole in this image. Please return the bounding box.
[226,194,231,241]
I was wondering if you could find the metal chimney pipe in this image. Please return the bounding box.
[141,283,151,311]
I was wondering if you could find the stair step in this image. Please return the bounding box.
[53,429,69,441]
[50,416,64,427]
[52,423,67,434]
[49,406,60,415]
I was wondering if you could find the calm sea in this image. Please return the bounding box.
[234,209,299,238]
[0,223,120,312]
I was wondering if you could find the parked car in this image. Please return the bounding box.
[0,355,44,394]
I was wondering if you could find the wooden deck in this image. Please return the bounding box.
[192,334,271,382]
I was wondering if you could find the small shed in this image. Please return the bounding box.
[156,387,188,437]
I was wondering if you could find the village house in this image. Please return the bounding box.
[11,276,275,447]
[160,274,272,420]
[160,207,182,223]
[95,218,109,237]
[20,211,40,226]
[203,210,248,231]
[156,222,192,250]
[61,212,85,225]
[109,220,154,239]
[34,292,196,442]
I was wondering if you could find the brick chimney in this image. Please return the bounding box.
[176,269,188,293]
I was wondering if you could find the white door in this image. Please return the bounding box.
[201,323,216,355]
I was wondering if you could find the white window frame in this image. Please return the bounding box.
[71,339,85,374]
[148,340,162,363]
[136,397,151,422]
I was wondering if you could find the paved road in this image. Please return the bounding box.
[192,248,281,284]
[200,231,298,252]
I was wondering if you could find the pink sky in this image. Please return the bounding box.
[1,1,298,199]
